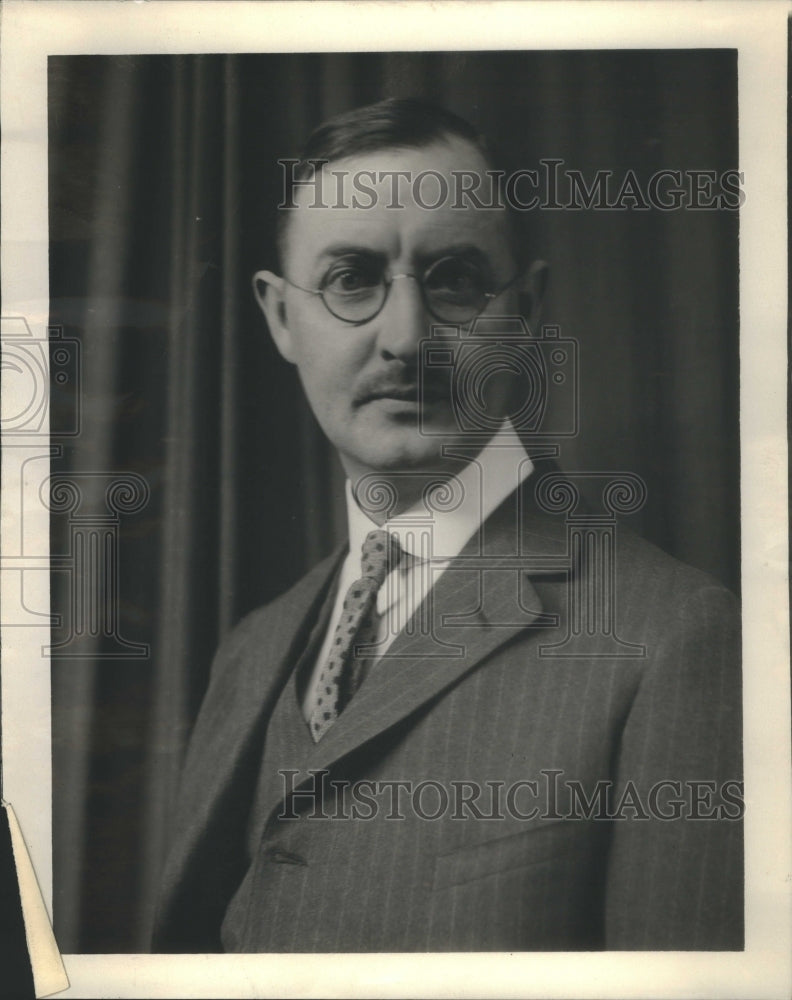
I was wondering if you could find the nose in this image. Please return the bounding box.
[375,273,431,363]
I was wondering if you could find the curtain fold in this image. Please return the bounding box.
[48,51,740,952]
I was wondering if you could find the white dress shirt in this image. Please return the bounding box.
[301,420,534,721]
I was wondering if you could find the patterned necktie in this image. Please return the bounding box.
[309,529,401,742]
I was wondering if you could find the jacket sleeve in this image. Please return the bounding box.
[604,584,743,949]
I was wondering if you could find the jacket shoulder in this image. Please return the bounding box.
[615,523,738,613]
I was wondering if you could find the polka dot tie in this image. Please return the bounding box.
[309,529,401,742]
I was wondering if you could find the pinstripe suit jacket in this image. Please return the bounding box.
[152,470,743,952]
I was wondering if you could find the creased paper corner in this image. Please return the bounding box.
[3,801,69,998]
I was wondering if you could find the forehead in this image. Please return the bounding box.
[283,137,513,274]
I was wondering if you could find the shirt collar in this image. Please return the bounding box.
[345,419,534,565]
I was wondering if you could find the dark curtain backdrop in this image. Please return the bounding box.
[48,51,739,952]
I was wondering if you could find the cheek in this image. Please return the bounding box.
[288,320,368,410]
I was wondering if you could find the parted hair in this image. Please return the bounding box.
[276,97,528,271]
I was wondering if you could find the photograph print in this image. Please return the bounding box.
[47,48,742,955]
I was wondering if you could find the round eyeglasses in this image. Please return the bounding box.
[283,255,520,325]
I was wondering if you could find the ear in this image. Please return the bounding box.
[519,260,549,333]
[252,269,296,363]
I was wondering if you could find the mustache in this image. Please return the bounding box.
[353,369,448,406]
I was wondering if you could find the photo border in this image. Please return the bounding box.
[1,1,789,997]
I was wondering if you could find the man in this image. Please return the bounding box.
[152,98,742,952]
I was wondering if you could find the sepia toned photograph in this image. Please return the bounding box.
[0,3,788,998]
[47,48,742,954]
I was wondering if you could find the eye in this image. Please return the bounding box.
[425,257,488,301]
[322,258,380,295]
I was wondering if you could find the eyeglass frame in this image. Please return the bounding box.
[280,254,524,326]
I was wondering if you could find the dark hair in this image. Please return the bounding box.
[276,97,527,271]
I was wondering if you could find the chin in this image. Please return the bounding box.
[349,430,452,477]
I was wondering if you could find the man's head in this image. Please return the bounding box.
[254,98,546,491]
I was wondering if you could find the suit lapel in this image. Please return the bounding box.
[188,545,344,805]
[264,468,571,816]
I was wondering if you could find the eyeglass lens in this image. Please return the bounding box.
[320,256,492,323]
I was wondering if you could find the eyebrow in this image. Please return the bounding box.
[313,243,387,266]
[412,243,494,271]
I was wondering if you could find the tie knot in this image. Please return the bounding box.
[359,529,401,587]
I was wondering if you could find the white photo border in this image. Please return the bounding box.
[1,1,789,997]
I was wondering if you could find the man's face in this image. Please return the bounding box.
[256,137,526,482]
